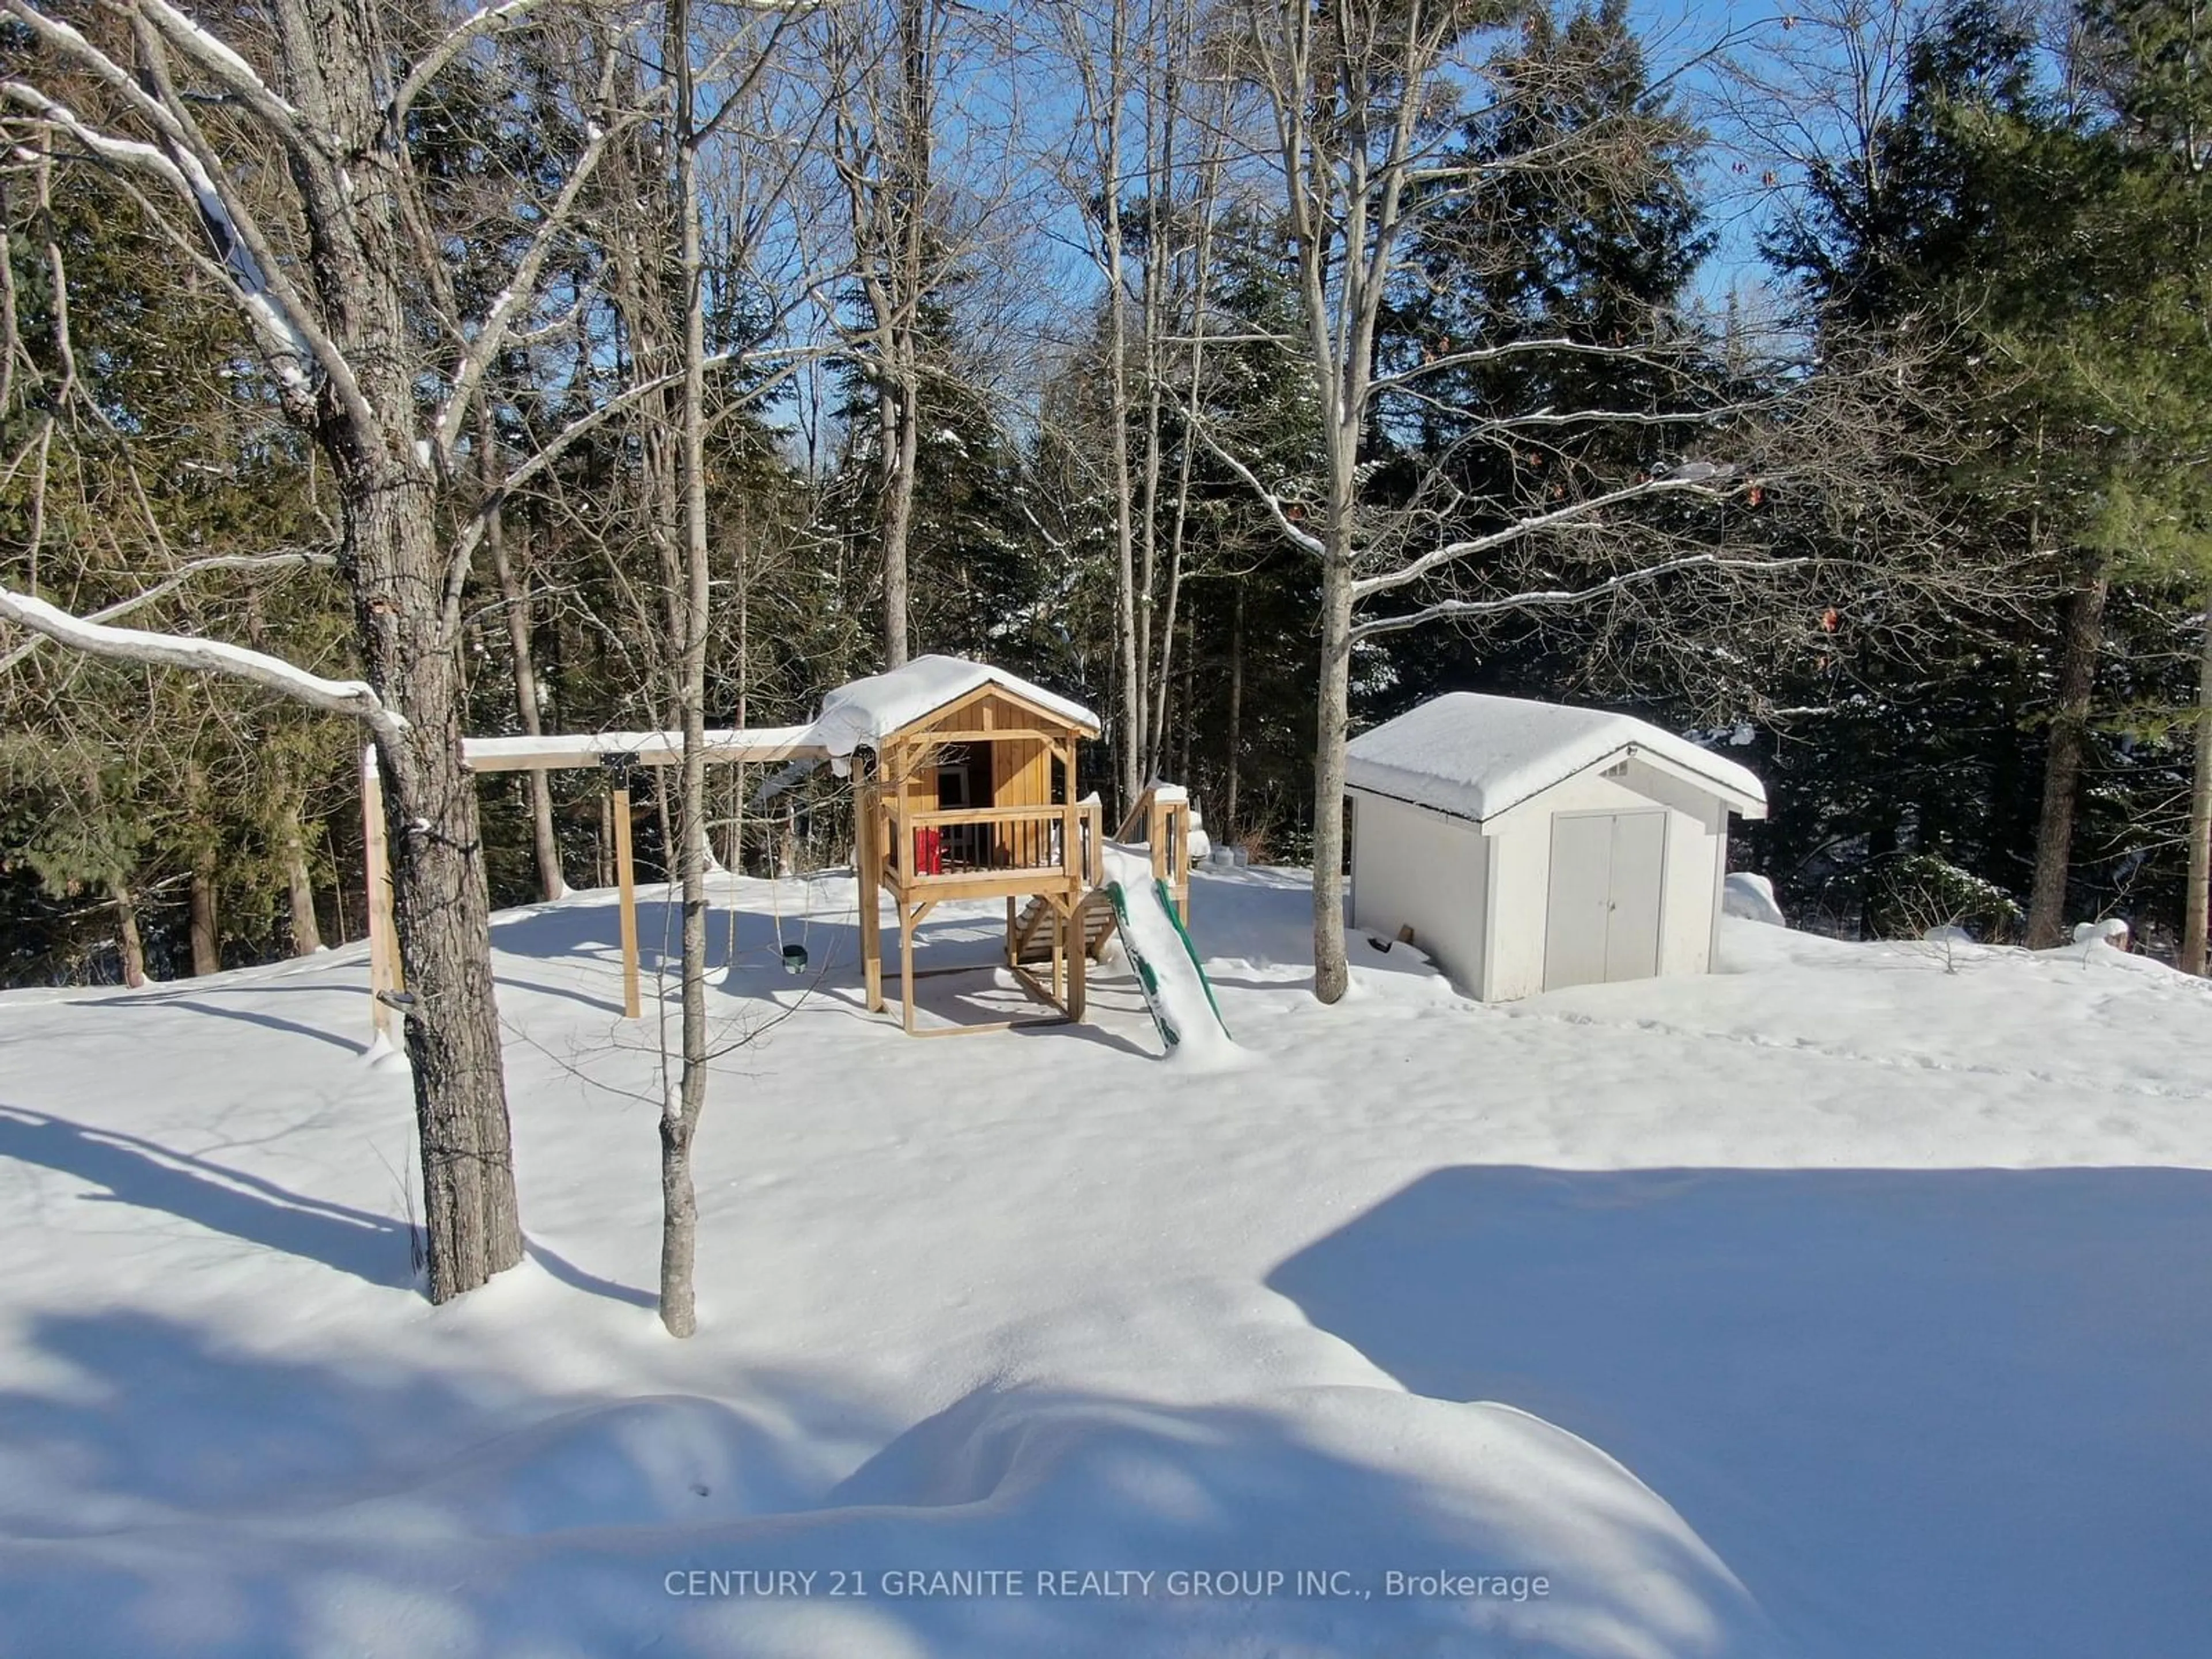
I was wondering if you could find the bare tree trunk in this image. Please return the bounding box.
[481,406,565,902]
[653,767,675,877]
[1098,0,1142,806]
[1177,623,1194,783]
[661,1,714,1338]
[2027,558,2109,947]
[189,851,220,976]
[111,872,147,988]
[2183,597,2212,975]
[597,789,615,889]
[360,480,524,1298]
[1134,67,1166,781]
[237,0,527,1301]
[878,353,919,666]
[840,0,939,672]
[1312,544,1355,1003]
[1147,75,1223,777]
[1225,585,1243,836]
[284,815,323,955]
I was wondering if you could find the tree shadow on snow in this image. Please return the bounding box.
[1267,1165,2212,1659]
[69,986,372,1055]
[523,1236,656,1309]
[0,1105,416,1289]
[0,1107,654,1311]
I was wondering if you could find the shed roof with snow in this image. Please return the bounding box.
[1344,693,1766,825]
[1346,693,1768,1002]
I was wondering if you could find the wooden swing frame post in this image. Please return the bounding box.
[362,746,401,1039]
[608,763,642,1021]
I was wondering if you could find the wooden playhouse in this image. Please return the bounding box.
[366,656,1194,1039]
[817,657,1193,1035]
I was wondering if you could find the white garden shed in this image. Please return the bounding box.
[1345,694,1767,1001]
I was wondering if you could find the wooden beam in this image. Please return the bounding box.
[891,726,1063,747]
[899,897,918,1035]
[362,747,399,1041]
[881,870,1089,904]
[1068,907,1087,1020]
[1009,960,1061,1013]
[857,783,884,1013]
[902,802,1077,827]
[612,783,641,1020]
[462,728,821,773]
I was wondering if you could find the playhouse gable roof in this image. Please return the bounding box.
[1345,692,1766,824]
[810,655,1099,760]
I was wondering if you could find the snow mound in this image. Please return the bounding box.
[809,1379,1774,1658]
[388,1396,817,1536]
[1722,872,1786,926]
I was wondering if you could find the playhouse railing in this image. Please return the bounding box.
[1109,783,1194,921]
[881,799,1102,891]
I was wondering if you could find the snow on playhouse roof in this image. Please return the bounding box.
[808,654,1099,762]
[1345,692,1766,824]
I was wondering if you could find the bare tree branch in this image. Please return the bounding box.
[1350,553,1810,642]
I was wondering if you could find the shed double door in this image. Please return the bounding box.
[1542,810,1666,991]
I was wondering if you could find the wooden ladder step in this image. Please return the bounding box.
[1012,890,1120,964]
[1079,888,1117,961]
[1012,895,1053,963]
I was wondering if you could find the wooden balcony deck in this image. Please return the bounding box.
[876,800,1103,903]
[855,782,1194,1037]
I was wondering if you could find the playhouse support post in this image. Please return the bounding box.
[1067,900,1087,1020]
[1051,896,1065,1006]
[612,781,641,1019]
[362,746,400,1039]
[899,902,918,1035]
[858,783,884,1012]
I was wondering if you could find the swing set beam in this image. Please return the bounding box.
[362,729,834,1038]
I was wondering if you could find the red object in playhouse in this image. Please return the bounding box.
[914,826,943,874]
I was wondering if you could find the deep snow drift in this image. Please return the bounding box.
[1,868,2207,1658]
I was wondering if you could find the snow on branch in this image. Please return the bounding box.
[1369,337,1692,396]
[0,585,405,738]
[1,79,324,409]
[0,550,337,675]
[1189,423,1326,557]
[2,81,191,187]
[1,3,177,126]
[1349,554,1808,643]
[138,0,309,143]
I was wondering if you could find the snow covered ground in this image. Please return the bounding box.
[1,866,2207,1658]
